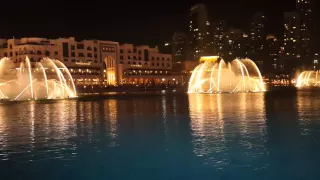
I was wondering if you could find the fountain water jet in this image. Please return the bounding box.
[0,57,77,101]
[188,57,266,93]
[296,70,320,88]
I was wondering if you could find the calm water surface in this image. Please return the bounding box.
[1,91,320,180]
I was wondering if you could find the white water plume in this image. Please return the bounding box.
[0,57,77,101]
[188,58,266,93]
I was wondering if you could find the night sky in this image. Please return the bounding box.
[0,0,313,46]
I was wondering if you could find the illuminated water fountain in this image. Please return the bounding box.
[296,70,320,88]
[188,56,266,93]
[0,57,77,101]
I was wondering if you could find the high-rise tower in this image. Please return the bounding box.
[296,0,314,66]
[189,3,212,60]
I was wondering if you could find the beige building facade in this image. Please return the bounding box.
[118,44,180,86]
[0,37,119,86]
[0,37,181,86]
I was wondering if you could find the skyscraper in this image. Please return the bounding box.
[189,3,212,60]
[281,12,301,74]
[250,12,267,54]
[224,28,244,60]
[283,12,300,58]
[213,20,227,57]
[249,12,267,71]
[172,32,189,64]
[296,0,314,66]
[266,34,280,73]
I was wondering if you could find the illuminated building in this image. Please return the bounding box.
[172,32,189,64]
[283,12,300,58]
[189,3,212,60]
[249,12,267,70]
[213,20,227,56]
[224,28,244,59]
[118,44,180,86]
[296,0,314,66]
[266,34,280,73]
[0,37,119,86]
[250,12,267,53]
[0,37,179,87]
[281,12,301,74]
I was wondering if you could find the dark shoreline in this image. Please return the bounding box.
[77,85,300,97]
[77,86,187,94]
[2,85,320,102]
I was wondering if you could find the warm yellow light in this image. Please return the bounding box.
[199,56,219,63]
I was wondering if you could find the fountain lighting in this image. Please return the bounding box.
[188,57,266,93]
[296,70,320,88]
[0,57,77,101]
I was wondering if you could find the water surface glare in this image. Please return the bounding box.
[1,91,320,179]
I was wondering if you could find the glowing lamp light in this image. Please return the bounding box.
[199,56,219,63]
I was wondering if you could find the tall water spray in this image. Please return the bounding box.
[188,57,266,93]
[0,57,77,101]
[296,70,320,88]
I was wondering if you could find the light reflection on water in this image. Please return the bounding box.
[188,93,268,169]
[0,92,320,179]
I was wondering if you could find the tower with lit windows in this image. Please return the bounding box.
[248,12,267,71]
[250,12,267,54]
[283,12,300,58]
[296,0,314,66]
[189,3,212,61]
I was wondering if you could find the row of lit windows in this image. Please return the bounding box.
[69,52,98,58]
[2,50,59,57]
[120,55,171,61]
[120,49,142,54]
[64,59,99,63]
[102,46,116,53]
[69,68,101,75]
[70,44,97,52]
[124,69,169,76]
[120,61,171,68]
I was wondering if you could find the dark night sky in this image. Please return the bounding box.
[1,0,314,46]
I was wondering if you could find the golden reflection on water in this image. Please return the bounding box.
[188,93,267,167]
[105,100,118,147]
[29,102,35,150]
[0,104,8,160]
[297,91,320,117]
[296,91,320,136]
[0,100,92,161]
[0,93,272,164]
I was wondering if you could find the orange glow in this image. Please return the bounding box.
[188,58,266,93]
[199,56,219,63]
[296,70,320,88]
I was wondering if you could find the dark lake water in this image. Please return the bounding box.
[1,90,320,180]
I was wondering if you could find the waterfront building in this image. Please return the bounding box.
[0,37,179,87]
[0,37,118,86]
[118,43,180,86]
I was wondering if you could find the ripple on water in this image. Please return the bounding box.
[0,92,320,179]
